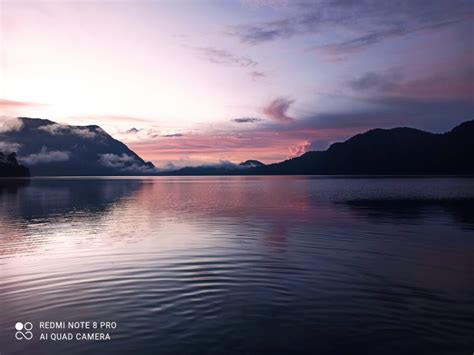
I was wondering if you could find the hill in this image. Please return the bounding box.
[0,151,30,177]
[250,120,474,175]
[0,117,155,176]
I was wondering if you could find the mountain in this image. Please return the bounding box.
[0,117,155,176]
[2,117,472,176]
[0,151,30,177]
[239,160,265,168]
[163,160,266,176]
[250,120,474,175]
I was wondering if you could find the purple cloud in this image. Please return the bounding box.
[161,133,184,138]
[263,97,295,123]
[232,117,263,123]
[196,47,257,67]
[249,71,266,80]
[232,0,472,60]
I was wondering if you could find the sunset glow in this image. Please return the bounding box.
[1,0,473,166]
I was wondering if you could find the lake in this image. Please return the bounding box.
[1,177,473,355]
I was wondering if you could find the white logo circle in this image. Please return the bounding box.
[15,322,33,340]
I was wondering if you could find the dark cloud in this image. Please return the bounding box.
[252,85,473,138]
[232,117,263,123]
[119,127,161,140]
[126,127,140,134]
[348,69,402,91]
[254,93,474,155]
[234,19,297,44]
[317,18,462,58]
[263,97,295,123]
[249,71,266,80]
[319,30,402,57]
[296,97,474,133]
[196,47,257,67]
[161,133,184,137]
[232,0,472,57]
[348,67,474,101]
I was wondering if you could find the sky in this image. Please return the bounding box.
[1,0,473,167]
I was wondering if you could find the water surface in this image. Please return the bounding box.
[1,177,473,355]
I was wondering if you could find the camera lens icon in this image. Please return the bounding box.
[15,322,33,340]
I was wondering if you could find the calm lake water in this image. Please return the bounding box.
[1,177,473,355]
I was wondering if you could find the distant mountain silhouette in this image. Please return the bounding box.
[2,117,473,176]
[0,117,155,176]
[239,160,265,168]
[163,160,266,176]
[0,151,30,177]
[250,120,474,175]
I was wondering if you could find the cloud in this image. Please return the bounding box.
[117,127,164,142]
[249,70,266,80]
[348,67,474,101]
[38,123,98,138]
[157,158,209,171]
[232,19,296,44]
[296,96,474,133]
[317,28,406,58]
[19,146,70,165]
[0,117,24,133]
[0,99,47,118]
[118,126,187,142]
[161,133,184,137]
[348,69,402,91]
[263,97,295,122]
[98,153,135,169]
[66,115,155,126]
[231,0,472,58]
[157,158,260,171]
[127,84,473,166]
[98,153,156,173]
[0,98,45,110]
[196,47,257,67]
[232,117,263,123]
[0,141,22,153]
[316,18,463,60]
[390,74,474,101]
[128,121,346,166]
[159,159,244,172]
[0,99,36,108]
[126,127,140,134]
[288,140,310,159]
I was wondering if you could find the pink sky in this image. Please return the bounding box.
[1,0,472,166]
